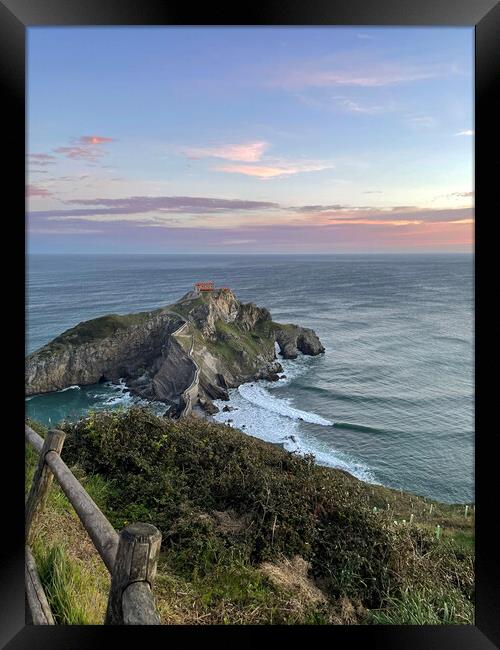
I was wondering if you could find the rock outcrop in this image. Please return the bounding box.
[275,325,325,359]
[26,287,325,416]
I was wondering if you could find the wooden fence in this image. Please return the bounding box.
[25,424,162,625]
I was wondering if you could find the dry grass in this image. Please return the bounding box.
[259,556,327,607]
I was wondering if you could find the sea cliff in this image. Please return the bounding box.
[26,287,325,416]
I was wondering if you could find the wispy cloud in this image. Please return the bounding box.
[47,174,91,183]
[27,153,56,166]
[405,114,437,129]
[296,93,398,116]
[32,195,279,220]
[28,204,474,253]
[28,192,473,234]
[294,203,348,213]
[219,238,257,245]
[28,227,104,235]
[181,141,268,162]
[53,134,115,162]
[214,160,333,179]
[272,61,456,90]
[335,98,387,114]
[299,205,473,226]
[27,184,52,198]
[455,129,474,136]
[54,146,104,162]
[28,153,56,162]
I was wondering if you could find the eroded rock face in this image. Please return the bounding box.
[275,325,325,359]
[198,397,220,415]
[151,336,197,403]
[26,288,325,413]
[190,289,240,338]
[25,310,182,396]
[254,360,284,381]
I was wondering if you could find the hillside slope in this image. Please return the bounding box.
[27,408,474,625]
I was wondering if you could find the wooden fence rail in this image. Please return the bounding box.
[25,424,161,625]
[25,546,54,625]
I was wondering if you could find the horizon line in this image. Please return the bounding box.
[27,250,474,256]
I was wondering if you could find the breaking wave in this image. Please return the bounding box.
[213,353,377,484]
[237,383,333,426]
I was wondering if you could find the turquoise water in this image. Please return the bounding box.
[26,254,474,503]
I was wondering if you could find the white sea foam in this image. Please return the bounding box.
[103,393,133,407]
[238,383,333,426]
[213,355,377,484]
[272,346,318,386]
[59,385,81,392]
[100,378,132,406]
[98,379,165,415]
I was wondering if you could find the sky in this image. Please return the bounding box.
[27,27,474,254]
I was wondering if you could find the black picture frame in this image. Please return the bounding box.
[2,0,498,647]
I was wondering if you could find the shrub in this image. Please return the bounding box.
[58,407,474,622]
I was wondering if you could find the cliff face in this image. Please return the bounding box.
[25,309,182,396]
[26,288,325,414]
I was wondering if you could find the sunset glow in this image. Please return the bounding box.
[27,27,474,253]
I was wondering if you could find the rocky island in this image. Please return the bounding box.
[26,284,325,416]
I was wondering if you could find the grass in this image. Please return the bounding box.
[360,482,475,551]
[31,542,106,625]
[57,408,474,624]
[203,318,275,375]
[25,410,474,625]
[50,311,152,347]
[26,419,111,625]
[368,586,474,625]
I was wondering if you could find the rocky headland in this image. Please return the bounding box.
[26,287,325,416]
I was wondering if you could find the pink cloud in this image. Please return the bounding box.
[28,220,473,253]
[76,135,115,145]
[215,161,333,179]
[27,184,52,198]
[182,141,268,162]
[53,135,115,162]
[301,206,474,226]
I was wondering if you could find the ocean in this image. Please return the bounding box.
[26,253,474,504]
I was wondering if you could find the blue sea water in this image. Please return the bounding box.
[26,254,474,504]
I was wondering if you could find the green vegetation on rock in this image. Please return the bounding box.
[52,311,153,346]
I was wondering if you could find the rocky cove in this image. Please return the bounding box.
[25,286,325,417]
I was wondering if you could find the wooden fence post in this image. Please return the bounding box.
[105,522,162,625]
[25,429,66,545]
[25,546,55,625]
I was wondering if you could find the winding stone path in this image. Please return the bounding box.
[169,314,200,416]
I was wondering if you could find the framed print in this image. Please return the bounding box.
[1,0,498,647]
